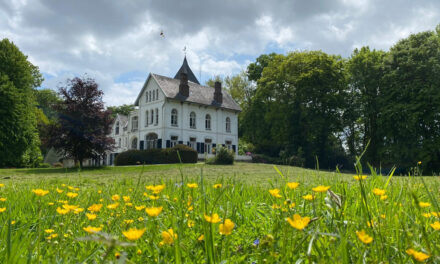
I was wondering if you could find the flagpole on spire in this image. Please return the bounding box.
[183,46,187,57]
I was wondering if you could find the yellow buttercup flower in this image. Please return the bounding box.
[135,205,146,211]
[107,203,119,209]
[123,228,146,241]
[56,188,63,193]
[146,184,166,194]
[138,217,144,222]
[213,184,222,189]
[187,183,198,189]
[146,206,163,217]
[160,228,177,245]
[86,213,97,220]
[123,196,130,202]
[303,194,315,201]
[423,213,432,218]
[286,214,310,230]
[73,208,84,214]
[46,234,58,240]
[112,194,120,201]
[372,188,386,196]
[312,185,330,192]
[269,189,282,198]
[271,204,282,209]
[0,198,5,202]
[0,184,4,187]
[287,182,299,189]
[44,229,54,234]
[356,230,373,244]
[187,220,195,228]
[204,213,221,223]
[56,207,69,215]
[88,204,103,212]
[418,161,422,165]
[419,202,431,208]
[406,248,430,262]
[198,234,204,241]
[353,175,367,180]
[137,249,142,255]
[125,202,133,207]
[380,195,388,200]
[32,189,49,196]
[147,194,159,200]
[83,226,102,234]
[66,192,78,198]
[430,221,440,230]
[62,204,78,211]
[123,219,134,224]
[219,219,235,235]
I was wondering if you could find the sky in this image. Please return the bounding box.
[1,0,439,106]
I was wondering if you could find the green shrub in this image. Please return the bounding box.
[207,146,234,165]
[37,163,51,168]
[114,145,197,166]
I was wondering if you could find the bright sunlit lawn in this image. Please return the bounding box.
[0,162,439,263]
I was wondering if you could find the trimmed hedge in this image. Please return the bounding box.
[114,144,198,166]
[206,146,234,165]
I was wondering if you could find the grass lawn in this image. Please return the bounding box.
[0,162,439,263]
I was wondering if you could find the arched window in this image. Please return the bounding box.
[149,91,152,102]
[146,133,158,149]
[131,137,138,149]
[190,112,196,129]
[155,108,159,125]
[171,109,178,126]
[226,117,231,133]
[145,111,149,127]
[115,122,119,135]
[205,114,211,130]
[132,116,138,131]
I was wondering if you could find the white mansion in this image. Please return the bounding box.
[106,57,241,165]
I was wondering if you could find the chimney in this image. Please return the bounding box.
[179,72,189,97]
[214,81,223,103]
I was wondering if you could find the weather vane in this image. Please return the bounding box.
[183,46,187,56]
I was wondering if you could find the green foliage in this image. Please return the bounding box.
[246,53,278,82]
[34,89,61,120]
[0,39,42,167]
[204,75,223,88]
[107,104,135,118]
[207,146,234,165]
[115,145,198,166]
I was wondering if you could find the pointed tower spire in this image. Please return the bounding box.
[174,56,200,84]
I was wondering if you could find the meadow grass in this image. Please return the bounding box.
[0,162,439,263]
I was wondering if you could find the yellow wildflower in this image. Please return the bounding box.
[286,214,310,230]
[122,228,145,241]
[423,213,432,218]
[48,202,54,206]
[160,228,177,245]
[312,185,330,192]
[137,249,142,255]
[73,208,84,214]
[430,221,440,230]
[88,204,103,212]
[187,183,198,189]
[353,175,367,180]
[272,204,282,209]
[56,207,69,215]
[198,234,204,241]
[303,194,315,201]
[44,229,54,234]
[83,226,102,234]
[204,213,221,223]
[115,252,120,259]
[145,206,163,217]
[372,188,385,196]
[138,217,144,222]
[187,220,195,228]
[419,202,431,208]
[219,219,235,235]
[145,184,166,194]
[67,186,74,190]
[418,161,422,165]
[46,234,58,240]
[62,204,78,210]
[86,213,97,220]
[125,202,133,207]
[0,184,4,187]
[98,190,102,194]
[123,219,134,224]
[112,194,120,201]
[107,203,119,209]
[356,230,373,244]
[268,189,282,198]
[32,189,49,196]
[213,184,222,189]
[406,249,430,262]
[0,198,5,202]
[135,205,145,211]
[287,182,299,189]
[56,188,63,193]
[123,196,130,202]
[148,194,159,200]
[380,195,388,200]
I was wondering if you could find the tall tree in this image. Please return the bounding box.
[246,53,279,82]
[49,77,114,168]
[0,39,43,167]
[223,71,255,107]
[107,104,135,118]
[345,47,386,165]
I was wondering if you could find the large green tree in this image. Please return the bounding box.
[0,39,43,167]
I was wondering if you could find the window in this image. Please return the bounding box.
[226,117,231,133]
[190,112,196,129]
[170,136,178,148]
[132,116,138,131]
[131,137,138,149]
[155,108,159,125]
[204,138,212,154]
[225,140,232,150]
[146,133,158,149]
[150,110,154,124]
[156,89,159,100]
[171,109,178,126]
[205,114,211,130]
[118,138,121,147]
[115,122,119,135]
[149,91,152,102]
[145,111,149,127]
[189,137,197,150]
[146,91,148,102]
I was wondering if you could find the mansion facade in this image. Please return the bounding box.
[106,57,241,165]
